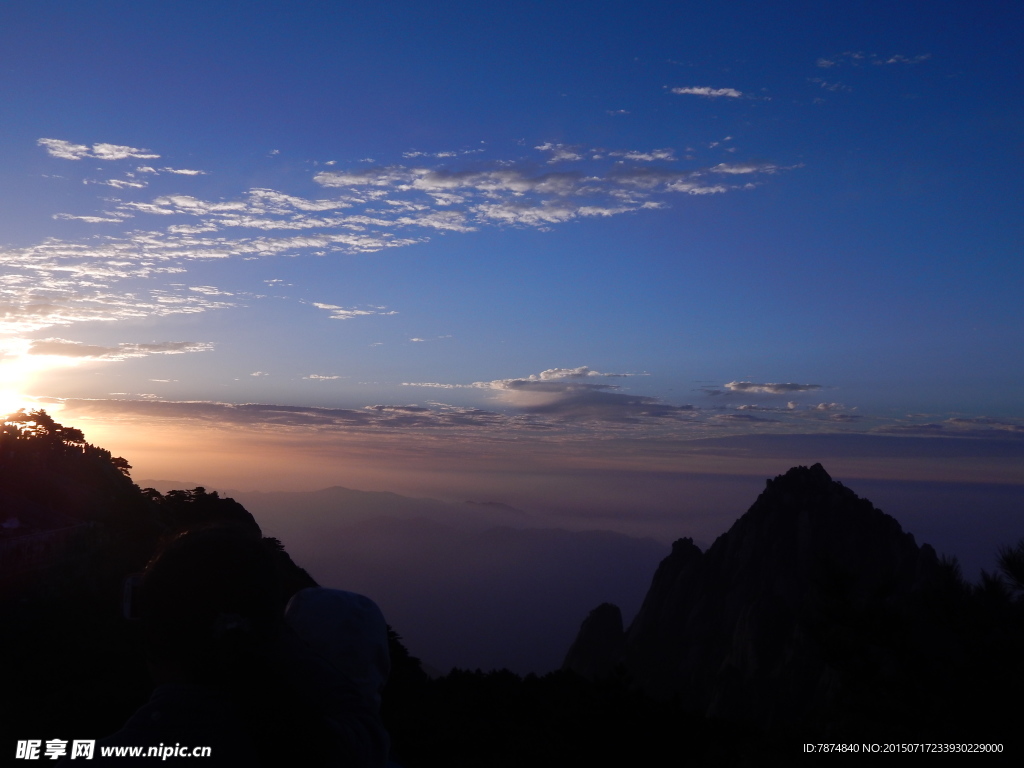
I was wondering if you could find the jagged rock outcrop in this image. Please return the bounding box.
[565,464,947,730]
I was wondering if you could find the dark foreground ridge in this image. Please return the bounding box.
[3,414,1022,765]
[565,464,1024,741]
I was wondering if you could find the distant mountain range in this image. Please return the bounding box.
[136,483,667,675]
[223,486,664,674]
[138,481,668,673]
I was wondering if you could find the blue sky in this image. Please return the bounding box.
[1,1,1021,501]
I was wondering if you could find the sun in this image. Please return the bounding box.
[0,353,66,418]
[0,391,40,419]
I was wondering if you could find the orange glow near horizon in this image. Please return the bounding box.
[10,399,1019,549]
[63,405,1024,496]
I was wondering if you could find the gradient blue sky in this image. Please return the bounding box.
[1,1,1021,504]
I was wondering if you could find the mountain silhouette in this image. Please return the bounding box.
[6,413,1022,759]
[565,463,1023,739]
[0,411,317,742]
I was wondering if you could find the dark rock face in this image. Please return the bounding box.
[562,602,625,680]
[566,464,946,730]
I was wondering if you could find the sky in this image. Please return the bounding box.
[1,1,1022,533]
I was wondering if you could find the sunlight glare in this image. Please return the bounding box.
[0,352,76,418]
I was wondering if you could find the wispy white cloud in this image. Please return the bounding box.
[189,286,234,296]
[45,397,1024,469]
[945,416,1024,434]
[90,178,149,189]
[0,235,235,335]
[530,366,641,380]
[724,381,822,394]
[808,77,851,93]
[535,145,679,167]
[28,338,212,360]
[14,139,791,348]
[402,148,484,159]
[93,146,785,251]
[135,165,207,176]
[402,381,468,389]
[609,149,676,162]
[54,397,514,433]
[312,167,413,188]
[868,417,1024,439]
[472,200,579,226]
[713,412,780,423]
[670,86,743,98]
[38,138,160,161]
[880,54,931,65]
[828,413,862,423]
[405,366,642,390]
[53,213,127,223]
[407,366,683,423]
[710,162,782,175]
[816,51,931,69]
[310,302,398,320]
[535,143,584,163]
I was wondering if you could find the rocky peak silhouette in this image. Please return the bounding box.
[565,464,949,732]
[562,602,625,681]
